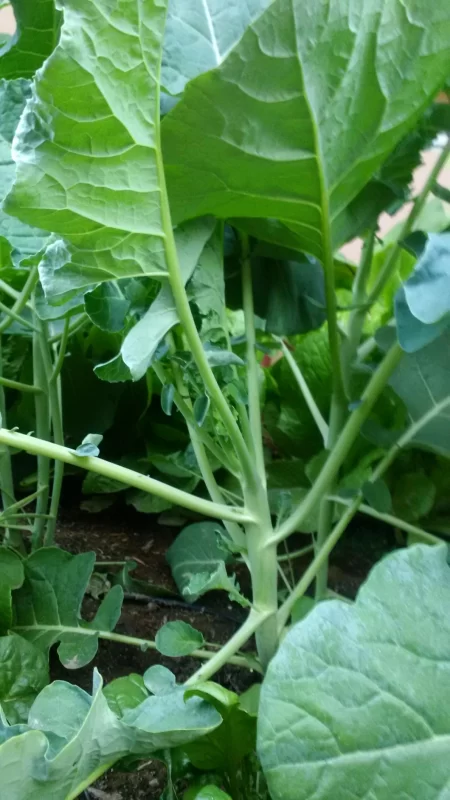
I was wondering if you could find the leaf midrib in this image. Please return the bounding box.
[267,729,450,770]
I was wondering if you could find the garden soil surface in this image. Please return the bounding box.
[51,494,397,800]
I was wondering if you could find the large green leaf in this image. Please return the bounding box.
[163,0,450,258]
[0,79,48,260]
[0,672,127,799]
[0,0,61,79]
[166,521,235,603]
[10,547,124,668]
[258,544,450,800]
[0,634,49,724]
[162,0,271,95]
[399,232,450,331]
[377,327,450,456]
[4,0,169,298]
[0,670,221,799]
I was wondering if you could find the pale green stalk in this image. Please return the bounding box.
[0,428,255,524]
[270,342,403,545]
[310,178,349,599]
[185,609,268,685]
[342,226,376,392]
[277,501,358,631]
[0,337,23,550]
[48,312,89,344]
[0,376,42,394]
[276,336,328,444]
[12,623,261,672]
[155,114,255,491]
[167,339,245,548]
[38,325,64,545]
[315,228,375,599]
[278,393,450,629]
[368,140,450,306]
[0,265,38,334]
[240,243,279,668]
[31,321,51,549]
[241,233,266,484]
[330,495,439,542]
[49,316,70,384]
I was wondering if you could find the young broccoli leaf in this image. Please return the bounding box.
[167,521,237,602]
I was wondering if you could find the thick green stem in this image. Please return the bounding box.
[245,489,279,670]
[49,316,70,384]
[368,141,450,306]
[31,324,51,549]
[342,227,376,393]
[271,342,403,545]
[239,245,279,667]
[319,177,347,420]
[39,329,65,546]
[0,428,255,524]
[168,347,245,549]
[241,233,266,485]
[0,265,38,334]
[156,141,254,491]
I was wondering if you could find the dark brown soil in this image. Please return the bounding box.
[49,499,396,799]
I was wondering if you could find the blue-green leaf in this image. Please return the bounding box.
[11,548,123,669]
[161,383,176,416]
[258,545,450,800]
[403,233,450,325]
[75,433,103,457]
[143,665,177,695]
[0,634,49,724]
[155,621,204,657]
[378,327,450,457]
[193,393,210,426]
[84,282,130,332]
